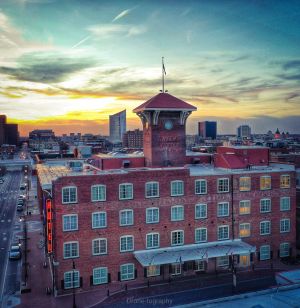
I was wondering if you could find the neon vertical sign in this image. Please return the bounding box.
[46,199,53,253]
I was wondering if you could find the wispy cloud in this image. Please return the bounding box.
[71,35,91,49]
[112,7,136,22]
[88,24,146,38]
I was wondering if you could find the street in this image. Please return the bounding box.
[0,171,23,308]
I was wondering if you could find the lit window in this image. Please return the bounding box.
[260,245,270,260]
[63,215,78,231]
[147,265,160,277]
[260,221,271,235]
[62,186,77,204]
[218,225,229,240]
[171,180,184,196]
[260,176,271,190]
[217,202,229,217]
[120,263,135,281]
[92,238,107,255]
[279,243,290,257]
[239,223,251,238]
[195,204,207,219]
[171,263,181,275]
[145,182,159,198]
[280,197,290,211]
[218,178,229,193]
[91,185,106,202]
[239,177,251,191]
[171,230,184,246]
[120,235,134,252]
[260,199,271,213]
[119,209,133,226]
[64,271,80,289]
[171,205,184,221]
[280,175,290,188]
[93,267,108,285]
[217,256,229,267]
[146,207,159,224]
[280,219,290,233]
[63,242,79,259]
[92,212,107,229]
[239,200,251,215]
[119,183,133,200]
[195,228,207,243]
[195,179,207,194]
[194,260,205,271]
[146,233,159,249]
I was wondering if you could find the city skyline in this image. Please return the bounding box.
[0,0,300,136]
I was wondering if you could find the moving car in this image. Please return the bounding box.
[9,245,21,260]
[17,204,23,211]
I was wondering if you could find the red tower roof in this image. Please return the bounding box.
[133,92,197,113]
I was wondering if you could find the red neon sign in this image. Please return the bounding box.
[46,199,53,253]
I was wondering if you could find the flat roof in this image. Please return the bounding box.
[219,145,269,149]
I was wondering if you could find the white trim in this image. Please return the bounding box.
[195,179,207,195]
[171,205,184,221]
[119,183,133,200]
[195,227,207,243]
[146,207,159,224]
[93,267,108,285]
[217,178,230,193]
[62,214,78,232]
[120,235,134,252]
[146,233,160,249]
[145,181,159,198]
[195,203,207,219]
[217,225,229,240]
[170,180,184,196]
[120,263,135,281]
[260,175,272,190]
[62,186,77,204]
[91,211,107,229]
[119,209,134,226]
[63,241,79,259]
[260,220,271,235]
[92,238,107,255]
[91,184,106,202]
[171,230,184,246]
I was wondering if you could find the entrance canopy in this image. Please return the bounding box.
[134,239,256,267]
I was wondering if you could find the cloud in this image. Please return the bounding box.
[88,24,146,38]
[112,8,134,22]
[71,35,91,49]
[282,60,300,71]
[277,73,300,81]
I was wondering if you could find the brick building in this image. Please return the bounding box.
[122,129,143,149]
[37,92,296,295]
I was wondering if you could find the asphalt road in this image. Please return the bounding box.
[0,171,22,307]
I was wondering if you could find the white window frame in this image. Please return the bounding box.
[146,233,160,249]
[280,175,290,189]
[93,267,108,285]
[92,238,107,255]
[63,241,79,259]
[195,204,207,219]
[280,197,291,211]
[239,223,251,238]
[171,230,184,246]
[64,270,80,289]
[119,209,134,226]
[280,219,290,233]
[260,175,271,190]
[260,220,271,235]
[92,212,107,229]
[171,205,184,221]
[170,180,184,196]
[239,176,251,192]
[217,202,229,217]
[239,200,251,215]
[217,178,229,193]
[195,260,205,271]
[120,263,135,281]
[62,214,78,231]
[260,245,270,260]
[218,225,229,240]
[260,198,271,213]
[62,186,77,204]
[195,179,207,195]
[280,242,290,257]
[145,181,159,198]
[217,256,229,267]
[91,184,106,202]
[119,183,133,200]
[146,207,159,224]
[195,228,207,243]
[120,235,134,252]
[171,263,181,275]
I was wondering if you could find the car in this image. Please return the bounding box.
[9,245,21,260]
[19,194,26,199]
[0,179,3,184]
[17,204,23,211]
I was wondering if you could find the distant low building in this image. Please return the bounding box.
[123,129,143,149]
[237,125,251,139]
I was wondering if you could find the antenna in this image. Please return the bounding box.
[162,57,166,93]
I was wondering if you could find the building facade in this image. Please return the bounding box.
[37,93,296,296]
[122,129,143,149]
[237,125,251,139]
[0,115,19,146]
[198,121,217,139]
[109,110,126,144]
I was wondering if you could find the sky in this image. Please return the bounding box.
[0,0,300,136]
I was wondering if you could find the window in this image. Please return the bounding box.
[239,223,251,238]
[147,265,160,277]
[145,182,159,198]
[239,177,251,191]
[91,185,106,202]
[217,202,229,217]
[146,233,159,249]
[171,180,184,196]
[280,175,290,188]
[92,212,107,229]
[171,205,184,221]
[171,230,184,246]
[195,204,207,219]
[195,179,207,194]
[217,256,229,267]
[280,219,290,233]
[195,260,205,271]
[239,200,251,215]
[218,178,229,193]
[120,235,134,252]
[260,199,271,213]
[119,209,133,226]
[62,186,77,204]
[92,238,107,255]
[280,243,290,257]
[64,271,80,289]
[119,183,133,200]
[146,207,159,224]
[280,197,290,211]
[260,221,271,235]
[63,242,79,259]
[260,176,271,190]
[120,264,135,281]
[195,228,207,243]
[218,225,229,240]
[171,263,181,275]
[63,215,78,231]
[93,267,108,285]
[260,245,270,260]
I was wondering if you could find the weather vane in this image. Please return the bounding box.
[161,57,167,93]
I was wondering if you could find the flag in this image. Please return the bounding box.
[162,58,166,75]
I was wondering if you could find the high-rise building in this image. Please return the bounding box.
[237,125,251,139]
[109,110,126,143]
[198,121,217,139]
[0,115,6,145]
[0,115,19,146]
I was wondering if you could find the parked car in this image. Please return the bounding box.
[0,178,4,184]
[17,204,23,211]
[19,194,26,199]
[9,245,21,260]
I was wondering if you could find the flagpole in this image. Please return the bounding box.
[162,56,164,93]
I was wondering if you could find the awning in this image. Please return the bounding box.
[134,239,256,267]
